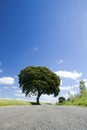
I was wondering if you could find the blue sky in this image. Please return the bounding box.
[0,0,87,103]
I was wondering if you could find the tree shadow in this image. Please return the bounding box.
[30,102,41,105]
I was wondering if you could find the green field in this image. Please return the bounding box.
[0,99,31,106]
[0,99,54,106]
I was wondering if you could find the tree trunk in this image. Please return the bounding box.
[36,93,41,104]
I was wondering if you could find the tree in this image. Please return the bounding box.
[58,96,66,103]
[18,66,60,104]
[79,80,86,95]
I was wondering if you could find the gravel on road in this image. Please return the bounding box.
[0,105,87,130]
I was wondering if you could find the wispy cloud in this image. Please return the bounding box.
[0,62,2,66]
[0,69,2,73]
[34,47,38,51]
[12,86,18,89]
[15,90,21,93]
[14,93,25,97]
[0,98,13,100]
[14,89,25,97]
[14,76,18,79]
[60,85,78,91]
[0,89,2,92]
[3,87,9,90]
[60,79,62,86]
[0,77,15,85]
[59,84,79,99]
[57,59,64,64]
[55,70,82,80]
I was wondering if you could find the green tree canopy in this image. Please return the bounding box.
[18,66,60,104]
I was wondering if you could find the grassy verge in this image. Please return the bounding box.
[65,95,87,106]
[0,99,54,106]
[57,93,87,107]
[0,99,31,106]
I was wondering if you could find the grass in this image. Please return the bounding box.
[0,99,31,106]
[0,99,54,106]
[58,92,87,107]
[66,94,87,106]
[2,95,87,107]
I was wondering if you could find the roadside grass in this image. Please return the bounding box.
[0,99,31,106]
[57,92,87,107]
[0,99,54,106]
[65,94,87,106]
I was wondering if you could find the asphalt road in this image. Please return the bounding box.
[0,105,87,130]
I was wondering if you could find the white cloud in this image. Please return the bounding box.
[4,87,8,90]
[0,98,13,100]
[14,93,25,97]
[60,85,78,91]
[12,86,18,89]
[59,84,79,99]
[60,86,71,91]
[0,77,15,84]
[15,90,22,93]
[60,79,62,86]
[40,95,58,103]
[14,89,25,97]
[70,90,78,95]
[86,83,87,88]
[62,94,69,99]
[57,59,64,64]
[55,70,82,80]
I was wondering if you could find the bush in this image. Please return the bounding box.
[58,97,66,103]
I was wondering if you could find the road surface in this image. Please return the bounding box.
[0,105,87,130]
